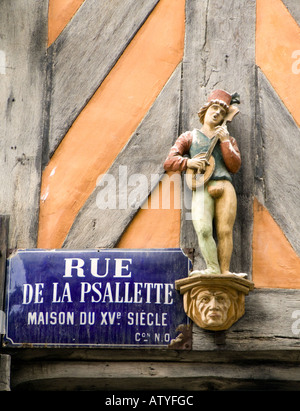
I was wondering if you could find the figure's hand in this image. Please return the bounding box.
[187,157,210,173]
[215,125,230,142]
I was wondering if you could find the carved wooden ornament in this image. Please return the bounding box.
[175,274,254,331]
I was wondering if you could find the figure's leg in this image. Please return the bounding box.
[214,180,237,274]
[191,186,220,274]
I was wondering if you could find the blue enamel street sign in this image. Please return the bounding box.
[4,249,190,347]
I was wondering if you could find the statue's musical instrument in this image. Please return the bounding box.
[185,105,239,190]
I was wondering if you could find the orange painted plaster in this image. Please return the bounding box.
[38,0,185,249]
[256,0,300,126]
[48,0,86,46]
[117,172,181,249]
[252,198,300,289]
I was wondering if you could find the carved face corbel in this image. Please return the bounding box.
[175,274,254,331]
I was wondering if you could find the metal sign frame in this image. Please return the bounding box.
[3,248,190,348]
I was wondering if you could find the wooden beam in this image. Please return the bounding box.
[180,0,256,275]
[7,287,300,390]
[256,69,300,255]
[0,216,9,349]
[0,1,48,248]
[0,355,10,391]
[11,357,300,391]
[256,0,300,127]
[0,216,9,313]
[63,64,182,248]
[282,0,300,24]
[193,289,300,351]
[47,0,160,158]
[38,0,185,249]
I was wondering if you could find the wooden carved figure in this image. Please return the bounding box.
[164,89,255,331]
[175,273,254,331]
[164,89,243,277]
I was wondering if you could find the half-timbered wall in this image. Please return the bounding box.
[0,0,299,391]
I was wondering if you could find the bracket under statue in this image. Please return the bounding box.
[175,273,254,331]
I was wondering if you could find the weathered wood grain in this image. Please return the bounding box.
[7,344,300,363]
[11,355,300,391]
[193,289,300,351]
[0,355,10,391]
[63,64,182,248]
[47,0,160,159]
[256,69,300,255]
[0,1,48,249]
[282,0,300,24]
[8,286,300,390]
[0,216,9,310]
[180,0,256,275]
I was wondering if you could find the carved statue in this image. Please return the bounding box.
[175,273,254,331]
[164,89,254,331]
[164,89,243,276]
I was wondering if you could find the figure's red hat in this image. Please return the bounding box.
[207,89,232,109]
[197,90,240,123]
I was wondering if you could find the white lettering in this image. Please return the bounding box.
[50,312,57,324]
[154,333,171,343]
[23,284,33,304]
[124,282,133,303]
[52,282,72,302]
[114,282,123,303]
[144,283,153,303]
[80,282,91,302]
[292,50,300,74]
[153,283,164,303]
[148,396,193,406]
[118,165,128,209]
[96,174,116,210]
[64,258,85,277]
[23,279,175,305]
[34,283,44,303]
[52,283,60,303]
[91,282,102,302]
[114,258,132,278]
[22,283,44,304]
[291,310,300,335]
[133,282,143,303]
[102,282,113,302]
[164,283,174,304]
[127,312,168,326]
[27,311,74,325]
[127,173,148,209]
[105,395,139,408]
[80,311,95,325]
[77,281,174,304]
[27,312,36,324]
[90,258,110,278]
